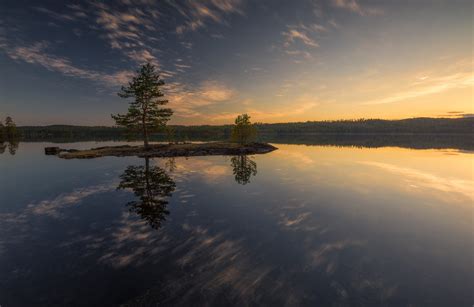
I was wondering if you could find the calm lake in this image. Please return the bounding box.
[1,141,473,306]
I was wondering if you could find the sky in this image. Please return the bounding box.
[0,0,472,126]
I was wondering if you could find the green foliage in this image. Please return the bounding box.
[231,114,257,144]
[112,63,173,148]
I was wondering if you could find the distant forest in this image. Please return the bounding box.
[18,118,473,142]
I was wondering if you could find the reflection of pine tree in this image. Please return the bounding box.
[164,157,177,173]
[8,140,19,155]
[0,142,6,154]
[230,155,257,185]
[118,157,176,229]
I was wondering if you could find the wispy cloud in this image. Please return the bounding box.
[283,26,319,48]
[35,2,163,67]
[33,6,83,22]
[281,23,324,62]
[174,0,244,34]
[437,111,474,118]
[332,0,383,16]
[3,41,133,87]
[210,95,319,122]
[166,80,236,118]
[91,2,162,66]
[364,71,474,105]
[285,50,313,60]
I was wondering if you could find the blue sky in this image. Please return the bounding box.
[0,0,472,125]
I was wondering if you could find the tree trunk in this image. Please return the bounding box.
[145,157,150,183]
[143,115,149,150]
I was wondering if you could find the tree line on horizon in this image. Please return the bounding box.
[17,117,474,141]
[7,63,474,143]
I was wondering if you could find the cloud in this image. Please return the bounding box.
[35,2,163,68]
[199,81,235,102]
[328,19,340,29]
[3,41,134,87]
[285,50,313,60]
[125,49,158,65]
[209,95,319,122]
[331,0,384,16]
[165,80,236,118]
[174,0,244,34]
[90,2,162,66]
[280,24,324,62]
[364,71,474,105]
[34,6,82,22]
[437,111,474,118]
[283,27,319,48]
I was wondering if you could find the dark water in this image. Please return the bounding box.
[0,141,472,306]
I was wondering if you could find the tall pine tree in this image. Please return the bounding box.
[112,63,173,149]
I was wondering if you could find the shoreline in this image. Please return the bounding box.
[46,142,278,159]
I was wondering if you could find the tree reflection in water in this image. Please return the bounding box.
[8,140,19,155]
[0,140,19,155]
[230,155,257,185]
[117,157,176,229]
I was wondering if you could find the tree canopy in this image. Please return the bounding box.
[112,63,173,149]
[231,114,257,144]
[0,116,19,142]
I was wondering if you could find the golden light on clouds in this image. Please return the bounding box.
[2,0,472,125]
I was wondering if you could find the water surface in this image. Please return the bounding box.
[0,141,472,306]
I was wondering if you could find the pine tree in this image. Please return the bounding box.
[112,63,173,150]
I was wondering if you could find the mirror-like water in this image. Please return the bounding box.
[0,142,472,306]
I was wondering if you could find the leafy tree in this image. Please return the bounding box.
[230,155,257,184]
[117,157,176,229]
[112,63,173,150]
[5,116,18,140]
[231,113,257,144]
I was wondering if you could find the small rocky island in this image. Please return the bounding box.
[46,142,277,159]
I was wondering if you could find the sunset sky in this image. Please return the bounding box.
[0,0,472,125]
